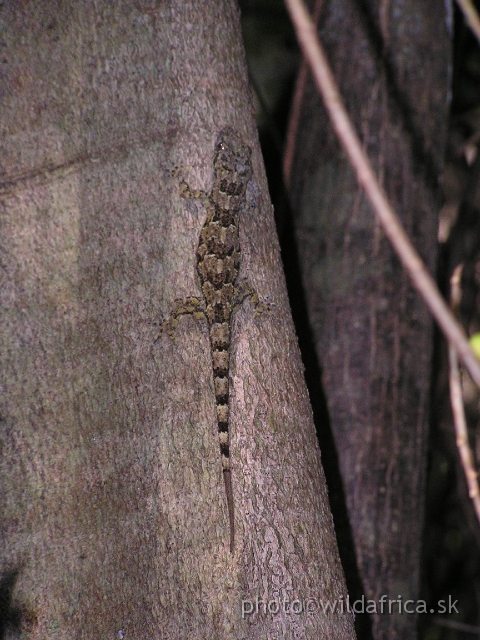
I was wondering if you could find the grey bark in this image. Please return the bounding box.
[0,1,355,638]
[289,1,451,639]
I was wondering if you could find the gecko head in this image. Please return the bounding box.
[212,128,252,208]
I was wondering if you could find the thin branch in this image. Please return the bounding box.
[283,49,309,189]
[449,266,480,525]
[456,0,480,47]
[283,0,480,388]
[433,617,480,635]
[283,0,325,188]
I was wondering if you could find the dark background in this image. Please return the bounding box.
[239,1,480,638]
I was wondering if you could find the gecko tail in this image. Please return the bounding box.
[223,469,235,553]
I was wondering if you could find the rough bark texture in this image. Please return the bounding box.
[289,1,451,639]
[0,2,355,639]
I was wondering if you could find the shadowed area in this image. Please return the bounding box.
[0,568,37,639]
[0,569,22,639]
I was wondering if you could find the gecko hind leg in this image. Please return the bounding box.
[156,296,206,341]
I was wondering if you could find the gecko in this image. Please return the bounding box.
[161,128,261,553]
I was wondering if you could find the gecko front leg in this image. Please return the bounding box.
[157,297,206,341]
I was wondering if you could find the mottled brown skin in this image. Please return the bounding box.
[163,129,253,553]
[196,129,252,554]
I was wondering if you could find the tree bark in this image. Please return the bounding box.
[0,1,355,638]
[289,1,451,639]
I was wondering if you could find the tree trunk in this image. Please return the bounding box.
[0,1,355,638]
[288,1,451,639]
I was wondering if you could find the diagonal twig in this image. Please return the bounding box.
[456,0,480,47]
[283,0,480,388]
[449,265,480,525]
[283,0,325,188]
